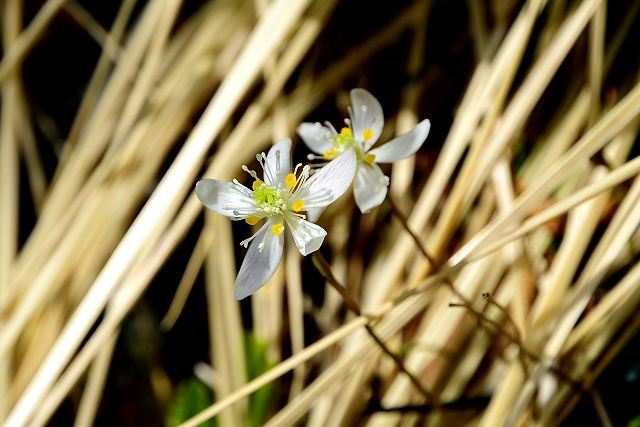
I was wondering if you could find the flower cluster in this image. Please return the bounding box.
[196,89,430,299]
[298,88,431,213]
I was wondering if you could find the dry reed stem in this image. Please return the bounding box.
[588,1,606,125]
[41,0,165,226]
[452,0,606,264]
[29,181,203,426]
[62,1,113,57]
[4,2,312,426]
[520,89,589,185]
[484,105,637,427]
[543,160,640,358]
[530,167,610,347]
[17,0,348,422]
[468,0,489,59]
[161,224,216,329]
[544,269,640,425]
[0,0,66,84]
[72,334,118,427]
[202,0,636,424]
[603,0,640,72]
[563,177,640,350]
[5,0,137,303]
[28,8,412,421]
[4,1,640,426]
[363,0,542,311]
[362,0,566,418]
[0,0,22,420]
[205,214,247,426]
[390,0,430,205]
[15,92,47,213]
[313,252,435,402]
[179,316,369,427]
[251,261,284,360]
[264,293,436,427]
[2,43,224,360]
[474,89,640,423]
[471,153,640,263]
[285,242,306,400]
[451,77,640,267]
[356,2,640,424]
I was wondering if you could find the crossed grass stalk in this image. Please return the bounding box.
[312,193,603,416]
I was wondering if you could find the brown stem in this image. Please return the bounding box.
[311,251,436,403]
[482,292,523,343]
[311,253,362,316]
[386,194,439,267]
[386,194,586,392]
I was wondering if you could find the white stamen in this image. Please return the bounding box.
[325,121,338,134]
[229,180,252,196]
[239,221,271,248]
[257,152,278,185]
[275,150,282,182]
[347,106,355,128]
[242,165,259,180]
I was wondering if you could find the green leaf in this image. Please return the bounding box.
[628,415,640,427]
[166,378,216,427]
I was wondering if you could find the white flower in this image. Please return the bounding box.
[195,139,356,300]
[297,88,431,213]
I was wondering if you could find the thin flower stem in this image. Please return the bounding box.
[482,292,522,342]
[386,194,439,266]
[386,194,587,393]
[311,252,436,403]
[480,292,531,375]
[311,253,363,317]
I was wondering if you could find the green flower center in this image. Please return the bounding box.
[253,183,287,214]
[323,127,375,164]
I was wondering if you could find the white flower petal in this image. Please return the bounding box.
[297,122,333,155]
[234,220,284,300]
[305,206,326,222]
[195,179,255,219]
[284,212,327,256]
[265,138,292,186]
[353,163,389,213]
[368,119,431,163]
[350,88,384,150]
[296,148,357,208]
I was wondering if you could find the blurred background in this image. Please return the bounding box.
[1,0,640,426]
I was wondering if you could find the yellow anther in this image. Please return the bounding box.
[285,173,297,190]
[323,147,336,159]
[291,200,305,212]
[271,223,285,235]
[252,180,263,191]
[245,215,260,225]
[363,128,374,141]
[340,127,352,137]
[364,153,376,164]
